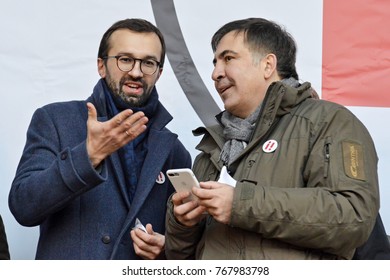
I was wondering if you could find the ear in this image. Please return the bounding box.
[97,58,106,78]
[263,53,277,79]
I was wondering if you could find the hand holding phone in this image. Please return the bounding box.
[166,168,200,202]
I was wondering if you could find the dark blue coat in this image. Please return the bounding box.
[9,82,191,259]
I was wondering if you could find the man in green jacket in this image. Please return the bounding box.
[165,18,380,259]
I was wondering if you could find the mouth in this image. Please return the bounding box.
[216,84,232,95]
[123,82,144,95]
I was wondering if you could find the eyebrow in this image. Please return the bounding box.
[117,52,160,61]
[212,49,238,65]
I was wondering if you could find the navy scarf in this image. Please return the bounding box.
[101,80,159,203]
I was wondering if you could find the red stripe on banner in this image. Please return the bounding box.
[322,0,390,107]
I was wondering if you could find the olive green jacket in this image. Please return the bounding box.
[165,81,379,260]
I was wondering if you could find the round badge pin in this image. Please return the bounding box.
[156,171,166,184]
[262,139,278,153]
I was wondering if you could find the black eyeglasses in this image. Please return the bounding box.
[103,55,161,75]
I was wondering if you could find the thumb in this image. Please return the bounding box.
[145,224,154,235]
[87,102,97,122]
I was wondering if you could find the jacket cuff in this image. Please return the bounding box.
[58,141,107,193]
[165,196,204,259]
[230,180,261,230]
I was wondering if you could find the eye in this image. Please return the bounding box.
[142,60,157,68]
[224,55,234,62]
[118,56,134,64]
[226,56,233,62]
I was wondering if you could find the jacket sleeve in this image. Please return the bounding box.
[0,215,10,260]
[9,106,107,226]
[164,196,205,259]
[230,106,380,258]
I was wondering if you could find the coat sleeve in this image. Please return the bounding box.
[230,106,380,258]
[9,106,106,226]
[0,215,10,260]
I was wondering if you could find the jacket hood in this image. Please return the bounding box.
[267,81,313,118]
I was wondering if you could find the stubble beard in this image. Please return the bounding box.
[106,75,151,107]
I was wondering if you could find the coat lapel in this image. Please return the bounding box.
[108,150,131,209]
[110,128,177,259]
[127,128,176,221]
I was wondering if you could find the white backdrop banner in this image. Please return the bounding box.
[0,0,389,260]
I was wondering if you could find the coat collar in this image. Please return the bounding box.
[87,78,173,132]
[193,81,313,169]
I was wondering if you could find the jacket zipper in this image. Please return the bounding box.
[324,137,332,178]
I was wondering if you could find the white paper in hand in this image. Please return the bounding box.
[133,218,148,234]
[217,166,237,187]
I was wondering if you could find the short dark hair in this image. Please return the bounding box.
[98,18,166,67]
[211,18,298,80]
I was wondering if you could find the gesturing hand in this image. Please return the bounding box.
[86,102,148,167]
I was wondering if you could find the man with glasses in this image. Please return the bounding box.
[9,18,191,260]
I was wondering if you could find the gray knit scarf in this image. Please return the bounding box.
[219,105,261,166]
[219,77,300,166]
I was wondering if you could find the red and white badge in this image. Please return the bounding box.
[156,171,166,184]
[262,139,278,153]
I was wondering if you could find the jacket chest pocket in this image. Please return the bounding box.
[234,152,261,184]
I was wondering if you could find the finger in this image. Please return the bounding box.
[182,207,207,226]
[172,190,190,202]
[131,230,162,258]
[132,242,153,260]
[133,227,159,246]
[112,109,134,128]
[199,181,223,189]
[192,186,214,200]
[122,112,148,131]
[87,102,97,123]
[131,229,150,249]
[122,114,148,139]
[174,202,206,224]
[130,229,137,242]
[123,121,148,139]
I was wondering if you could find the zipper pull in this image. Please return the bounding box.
[324,137,331,178]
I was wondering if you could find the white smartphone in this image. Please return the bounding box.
[166,168,200,202]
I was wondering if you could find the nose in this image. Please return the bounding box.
[128,60,143,77]
[211,62,224,82]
